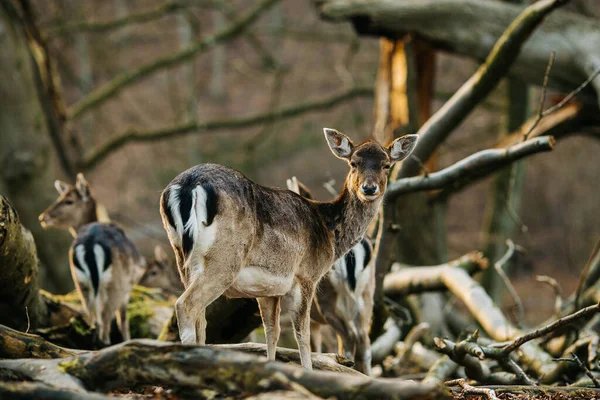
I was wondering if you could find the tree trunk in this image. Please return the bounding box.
[0,1,75,293]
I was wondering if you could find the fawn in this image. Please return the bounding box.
[286,176,375,375]
[39,173,144,344]
[139,245,184,296]
[160,128,417,369]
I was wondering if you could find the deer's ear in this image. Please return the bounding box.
[54,180,70,195]
[286,177,300,194]
[154,245,169,265]
[75,173,90,201]
[324,128,354,160]
[387,134,419,163]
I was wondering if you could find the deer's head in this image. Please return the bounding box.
[324,128,418,202]
[38,173,96,231]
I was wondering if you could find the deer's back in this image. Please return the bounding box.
[162,164,335,280]
[71,223,142,297]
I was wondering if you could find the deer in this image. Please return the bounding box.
[38,173,144,344]
[285,176,375,375]
[139,245,185,296]
[159,128,418,369]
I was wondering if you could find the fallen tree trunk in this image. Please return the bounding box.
[384,252,488,296]
[316,0,600,106]
[0,337,450,399]
[0,195,48,330]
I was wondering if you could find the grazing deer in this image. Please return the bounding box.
[39,173,144,344]
[139,245,185,296]
[286,177,375,375]
[160,128,417,369]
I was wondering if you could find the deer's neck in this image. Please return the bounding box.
[70,199,99,237]
[318,181,381,260]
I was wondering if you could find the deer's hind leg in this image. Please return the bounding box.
[115,294,131,341]
[257,297,281,361]
[176,250,240,345]
[291,279,318,370]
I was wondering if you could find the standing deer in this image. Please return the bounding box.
[139,245,185,296]
[286,177,374,375]
[160,128,417,369]
[38,173,144,344]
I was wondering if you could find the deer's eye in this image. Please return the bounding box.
[64,199,74,205]
[383,164,391,170]
[350,162,357,168]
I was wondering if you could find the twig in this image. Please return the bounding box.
[25,307,30,334]
[553,353,600,388]
[397,323,430,364]
[574,238,600,310]
[323,180,338,197]
[494,240,524,327]
[536,275,563,318]
[445,378,499,400]
[523,51,555,141]
[409,154,429,177]
[499,302,600,354]
[523,52,600,141]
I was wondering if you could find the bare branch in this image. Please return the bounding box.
[445,378,499,400]
[45,1,192,37]
[493,240,524,327]
[68,0,280,120]
[536,275,563,318]
[523,55,600,141]
[498,302,600,354]
[81,86,372,170]
[523,51,555,141]
[385,136,555,201]
[395,0,569,179]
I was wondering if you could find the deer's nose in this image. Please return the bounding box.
[361,184,379,196]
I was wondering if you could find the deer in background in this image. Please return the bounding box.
[139,245,185,296]
[160,128,417,369]
[286,176,375,375]
[39,173,144,344]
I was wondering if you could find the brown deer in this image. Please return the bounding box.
[139,245,184,296]
[286,177,375,375]
[160,128,417,369]
[39,174,144,344]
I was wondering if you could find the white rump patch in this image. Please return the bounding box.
[167,185,217,259]
[74,244,91,286]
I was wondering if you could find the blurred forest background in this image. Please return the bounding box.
[1,0,598,328]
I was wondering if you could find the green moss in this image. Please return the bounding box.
[71,315,94,336]
[58,358,83,374]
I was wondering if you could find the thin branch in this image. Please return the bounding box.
[45,1,192,37]
[575,238,600,310]
[81,86,373,170]
[386,136,555,201]
[446,378,499,400]
[523,54,600,141]
[536,275,563,318]
[68,0,280,120]
[397,0,569,179]
[494,240,524,327]
[554,353,600,388]
[498,302,600,354]
[523,51,555,141]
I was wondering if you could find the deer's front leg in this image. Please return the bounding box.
[257,297,281,361]
[291,281,317,370]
